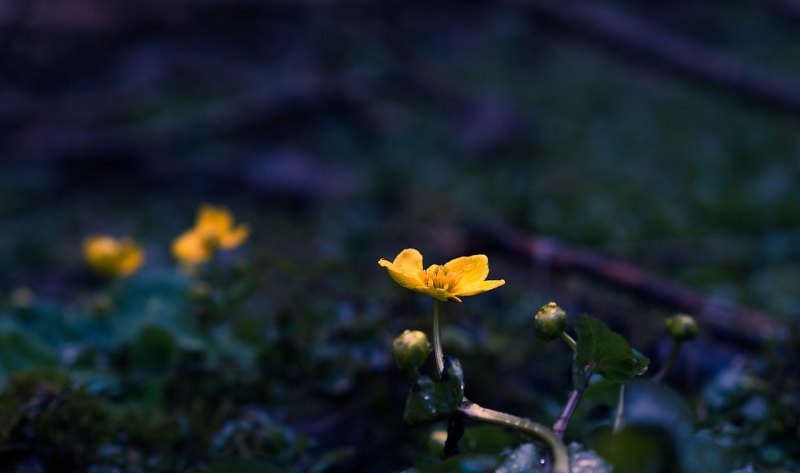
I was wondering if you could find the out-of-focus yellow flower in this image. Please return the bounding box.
[172,204,250,266]
[83,235,144,278]
[378,248,505,302]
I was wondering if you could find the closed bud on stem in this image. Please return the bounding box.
[534,301,567,341]
[427,429,448,457]
[392,330,431,375]
[10,287,35,311]
[187,281,213,303]
[90,294,114,316]
[665,313,699,342]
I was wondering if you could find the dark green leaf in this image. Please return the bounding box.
[403,358,464,425]
[0,329,58,384]
[412,454,500,473]
[495,442,612,473]
[203,459,286,473]
[128,325,179,372]
[631,349,650,376]
[623,380,728,473]
[624,379,693,435]
[590,426,679,473]
[573,315,637,389]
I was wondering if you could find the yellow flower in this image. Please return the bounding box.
[378,248,505,302]
[83,235,145,278]
[172,204,250,266]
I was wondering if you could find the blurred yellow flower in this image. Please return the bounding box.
[83,235,144,278]
[378,248,505,302]
[172,204,250,266]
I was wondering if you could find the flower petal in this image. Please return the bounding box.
[219,223,250,249]
[379,258,425,291]
[172,230,211,265]
[452,279,505,297]
[392,248,424,274]
[420,286,461,302]
[444,254,489,287]
[196,204,233,235]
[117,239,145,276]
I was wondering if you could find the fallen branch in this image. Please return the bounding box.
[474,223,787,347]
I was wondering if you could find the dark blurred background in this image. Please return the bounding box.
[1,0,799,471]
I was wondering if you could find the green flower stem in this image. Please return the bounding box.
[653,340,683,383]
[553,387,583,439]
[458,400,569,473]
[613,383,626,433]
[560,331,577,352]
[432,300,445,379]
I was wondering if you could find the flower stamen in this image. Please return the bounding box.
[421,265,462,292]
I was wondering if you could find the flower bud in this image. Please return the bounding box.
[427,429,448,456]
[665,313,698,342]
[392,330,431,372]
[10,287,35,311]
[90,294,114,316]
[534,301,567,341]
[187,281,213,303]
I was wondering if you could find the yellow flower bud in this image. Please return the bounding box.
[534,301,567,341]
[665,314,699,342]
[90,294,114,316]
[187,281,213,302]
[10,287,35,310]
[427,429,448,457]
[392,330,431,372]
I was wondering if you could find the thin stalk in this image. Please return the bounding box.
[654,340,683,383]
[553,388,583,438]
[613,383,626,433]
[560,331,577,352]
[459,400,569,473]
[432,300,444,379]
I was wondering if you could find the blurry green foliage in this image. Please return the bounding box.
[1,2,800,470]
[573,315,649,389]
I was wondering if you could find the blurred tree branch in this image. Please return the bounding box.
[472,223,787,348]
[509,0,800,115]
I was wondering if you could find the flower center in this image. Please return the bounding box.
[421,265,461,292]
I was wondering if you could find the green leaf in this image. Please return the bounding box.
[403,358,465,425]
[127,325,179,373]
[202,459,286,473]
[573,315,637,389]
[631,348,651,376]
[590,426,679,473]
[0,329,58,385]
[495,442,612,473]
